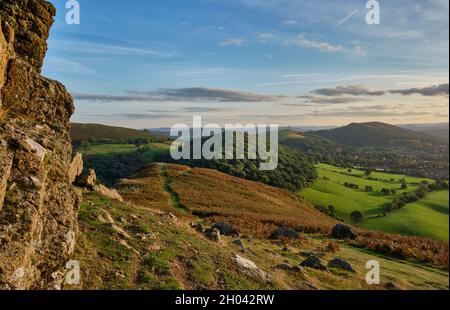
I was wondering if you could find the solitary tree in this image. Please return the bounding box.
[350,211,364,223]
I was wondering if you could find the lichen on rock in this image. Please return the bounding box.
[0,0,79,290]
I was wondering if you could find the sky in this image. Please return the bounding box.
[43,0,449,129]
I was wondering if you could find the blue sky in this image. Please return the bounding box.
[44,0,449,128]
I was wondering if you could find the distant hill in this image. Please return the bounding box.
[400,123,449,141]
[71,123,168,146]
[312,122,446,150]
[279,122,449,180]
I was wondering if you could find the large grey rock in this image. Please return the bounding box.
[232,255,272,283]
[331,224,357,240]
[328,258,356,273]
[270,227,299,240]
[94,184,124,202]
[300,256,328,272]
[211,222,239,237]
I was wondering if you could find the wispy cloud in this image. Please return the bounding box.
[57,41,175,58]
[258,33,274,43]
[45,57,96,75]
[218,38,246,47]
[312,85,385,96]
[283,19,299,26]
[390,83,449,97]
[74,88,285,103]
[294,35,342,52]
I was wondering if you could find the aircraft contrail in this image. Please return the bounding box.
[332,9,359,29]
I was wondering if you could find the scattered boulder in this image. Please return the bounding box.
[274,263,305,274]
[205,228,221,242]
[232,239,245,248]
[138,232,157,241]
[232,255,272,283]
[68,152,83,183]
[270,227,299,240]
[96,209,114,224]
[211,222,239,237]
[300,256,328,272]
[111,224,130,239]
[331,224,357,240]
[190,222,206,233]
[328,258,356,273]
[93,184,124,202]
[163,212,178,222]
[76,169,97,189]
[299,251,321,258]
[384,282,401,290]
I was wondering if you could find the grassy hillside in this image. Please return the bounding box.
[71,192,448,290]
[76,142,171,186]
[312,122,446,149]
[71,123,167,146]
[301,164,449,241]
[120,163,335,237]
[401,123,449,141]
[362,190,449,241]
[77,139,317,191]
[118,163,448,267]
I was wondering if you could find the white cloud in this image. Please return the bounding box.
[258,33,274,43]
[283,19,298,25]
[294,35,342,52]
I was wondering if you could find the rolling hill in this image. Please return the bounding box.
[279,122,449,180]
[71,123,168,146]
[400,123,449,141]
[311,122,447,150]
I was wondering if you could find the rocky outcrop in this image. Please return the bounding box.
[68,152,83,183]
[93,184,124,203]
[0,0,79,289]
[75,168,97,189]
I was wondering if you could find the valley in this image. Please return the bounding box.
[301,164,449,241]
[67,122,449,290]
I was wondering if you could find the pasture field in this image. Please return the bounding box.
[301,164,449,240]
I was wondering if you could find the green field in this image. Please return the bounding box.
[79,142,171,157]
[301,163,449,241]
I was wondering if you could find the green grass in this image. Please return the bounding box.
[301,164,449,241]
[73,192,448,290]
[79,142,170,157]
[362,190,449,240]
[79,144,138,156]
